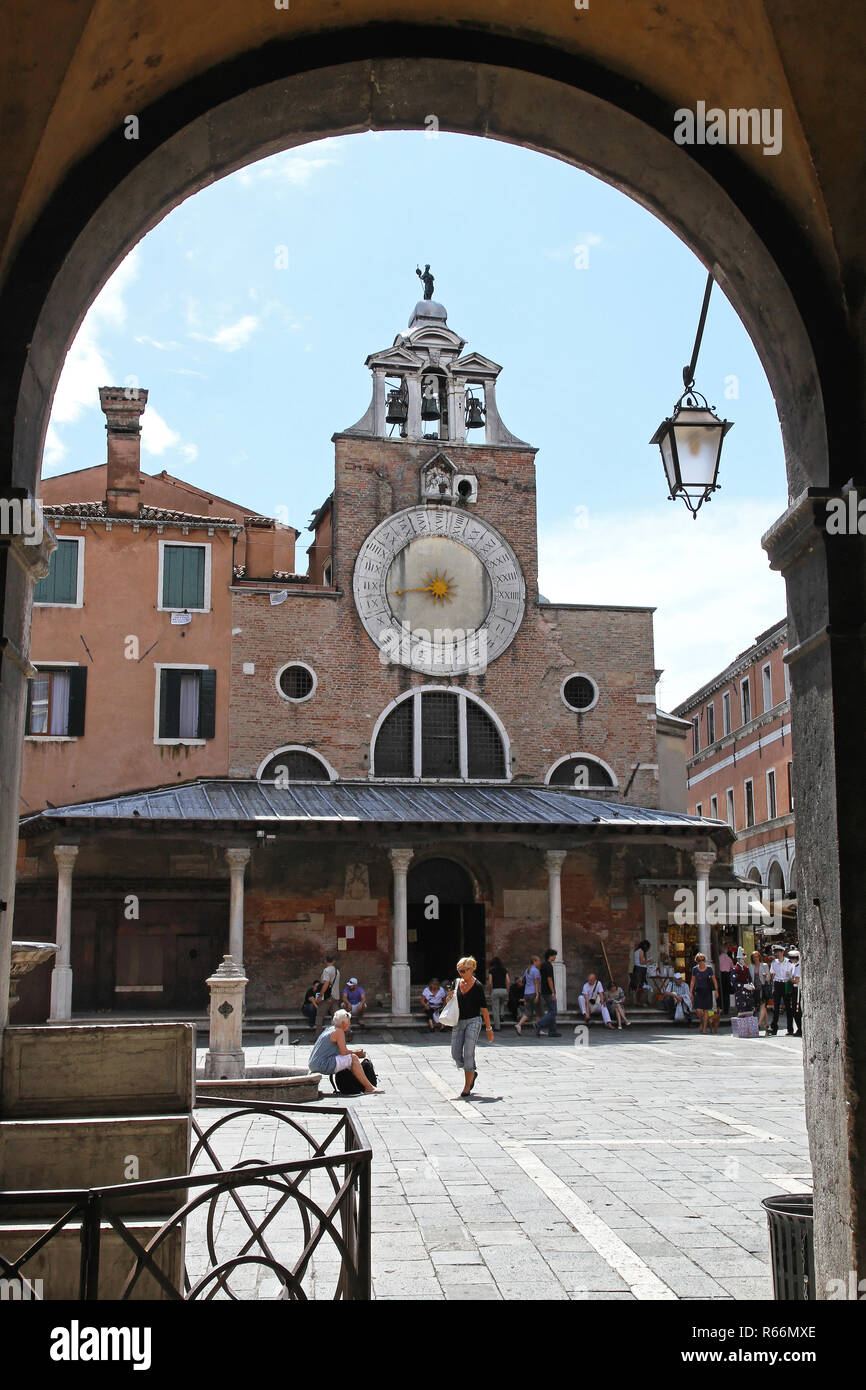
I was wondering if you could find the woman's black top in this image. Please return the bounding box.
[457,980,487,1020]
[489,963,508,989]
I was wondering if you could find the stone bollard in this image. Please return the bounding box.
[204,955,248,1080]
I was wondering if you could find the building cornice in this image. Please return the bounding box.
[673,620,788,715]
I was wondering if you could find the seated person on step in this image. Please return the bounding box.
[421,978,447,1030]
[660,973,692,1023]
[578,974,614,1028]
[302,981,321,1030]
[341,977,367,1026]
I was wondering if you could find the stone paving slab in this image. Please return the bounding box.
[192,1028,807,1301]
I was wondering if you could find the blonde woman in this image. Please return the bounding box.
[446,956,494,1098]
[689,952,718,1035]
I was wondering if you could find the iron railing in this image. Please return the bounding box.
[0,1098,372,1300]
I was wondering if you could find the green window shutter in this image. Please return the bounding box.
[66,667,87,737]
[34,539,79,604]
[162,545,205,608]
[198,670,216,739]
[159,669,181,738]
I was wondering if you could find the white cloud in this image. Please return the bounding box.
[538,498,787,711]
[181,443,199,462]
[190,314,259,351]
[238,140,340,187]
[141,407,180,456]
[134,334,181,351]
[41,252,141,469]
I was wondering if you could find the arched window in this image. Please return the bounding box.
[257,746,334,783]
[371,688,508,780]
[546,754,616,789]
[767,860,786,894]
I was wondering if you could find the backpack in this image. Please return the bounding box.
[331,1057,377,1096]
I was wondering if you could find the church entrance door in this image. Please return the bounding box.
[407,859,484,986]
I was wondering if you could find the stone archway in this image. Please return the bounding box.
[0,33,861,1290]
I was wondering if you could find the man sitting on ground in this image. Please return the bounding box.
[341,976,367,1027]
[578,974,614,1028]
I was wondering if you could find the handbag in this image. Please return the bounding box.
[438,987,460,1028]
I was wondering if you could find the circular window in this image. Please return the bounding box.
[276,662,316,703]
[561,674,598,712]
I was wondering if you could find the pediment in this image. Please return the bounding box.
[452,351,502,377]
[366,344,424,371]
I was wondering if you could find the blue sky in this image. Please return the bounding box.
[44,130,788,709]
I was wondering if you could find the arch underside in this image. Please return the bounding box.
[10,48,827,507]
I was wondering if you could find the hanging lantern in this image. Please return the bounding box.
[650,388,732,518]
[650,273,733,518]
[465,392,485,430]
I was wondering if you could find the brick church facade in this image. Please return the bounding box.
[15,286,732,1020]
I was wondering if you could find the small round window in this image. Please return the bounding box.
[277,662,316,702]
[562,674,597,712]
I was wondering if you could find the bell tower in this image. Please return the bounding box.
[341,269,529,450]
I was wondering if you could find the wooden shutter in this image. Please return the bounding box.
[182,547,205,609]
[198,669,216,739]
[159,669,181,738]
[24,678,33,734]
[162,545,205,608]
[34,538,78,604]
[162,546,182,608]
[66,666,87,736]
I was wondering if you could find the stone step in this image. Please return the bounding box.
[70,1008,673,1030]
[2,1022,195,1118]
[0,1116,190,1218]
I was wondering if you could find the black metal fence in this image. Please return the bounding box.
[0,1098,372,1300]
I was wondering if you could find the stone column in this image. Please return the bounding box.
[545,850,568,1005]
[225,847,250,970]
[49,844,79,1022]
[389,848,414,1017]
[204,955,248,1080]
[693,850,717,960]
[372,367,386,437]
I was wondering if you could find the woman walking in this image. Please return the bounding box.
[749,949,771,1033]
[486,957,510,1032]
[690,952,718,1034]
[446,956,494,1097]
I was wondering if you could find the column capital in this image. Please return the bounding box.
[693,850,717,875]
[225,847,251,872]
[53,844,79,873]
[545,850,568,873]
[389,848,414,874]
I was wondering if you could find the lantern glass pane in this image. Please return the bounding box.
[672,409,722,488]
[659,430,678,491]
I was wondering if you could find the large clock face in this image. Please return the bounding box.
[353,505,525,675]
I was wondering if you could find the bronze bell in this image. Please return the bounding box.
[421,391,441,421]
[465,395,485,430]
[385,387,408,425]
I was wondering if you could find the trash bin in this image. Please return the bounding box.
[762,1193,815,1300]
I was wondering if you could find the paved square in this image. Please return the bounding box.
[195,1027,809,1300]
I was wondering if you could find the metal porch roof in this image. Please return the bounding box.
[21,780,725,833]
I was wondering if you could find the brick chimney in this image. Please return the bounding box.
[99,386,148,517]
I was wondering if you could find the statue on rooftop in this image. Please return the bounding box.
[416,264,435,300]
